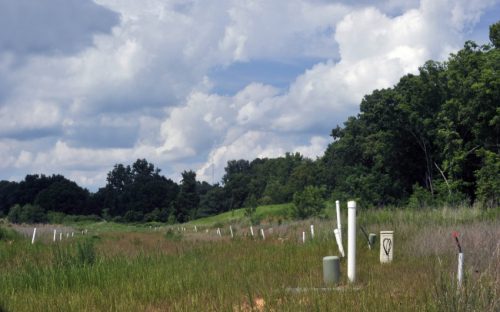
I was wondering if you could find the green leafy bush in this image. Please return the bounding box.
[7,204,47,224]
[290,186,326,219]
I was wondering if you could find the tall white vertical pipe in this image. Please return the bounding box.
[250,226,254,237]
[310,225,315,239]
[53,229,57,242]
[230,225,234,238]
[31,228,37,244]
[260,228,265,240]
[457,253,464,288]
[335,200,342,241]
[302,231,306,244]
[59,232,62,241]
[347,201,356,283]
[194,226,198,232]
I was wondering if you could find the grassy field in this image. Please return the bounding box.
[0,206,499,311]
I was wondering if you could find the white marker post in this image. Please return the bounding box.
[457,253,464,288]
[250,226,254,237]
[53,229,57,242]
[217,228,222,237]
[230,225,234,238]
[59,232,62,241]
[336,200,342,241]
[347,201,357,283]
[302,231,306,244]
[194,226,197,232]
[31,227,37,244]
[260,228,265,240]
[334,228,345,257]
[71,232,74,237]
[66,233,69,238]
[310,225,315,239]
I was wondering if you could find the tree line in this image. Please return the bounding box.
[0,23,498,223]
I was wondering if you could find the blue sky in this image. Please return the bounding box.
[0,0,498,190]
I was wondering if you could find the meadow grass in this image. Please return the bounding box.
[0,207,498,311]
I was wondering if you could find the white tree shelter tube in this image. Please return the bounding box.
[457,252,464,288]
[335,200,342,241]
[334,228,345,257]
[31,227,37,244]
[347,201,356,283]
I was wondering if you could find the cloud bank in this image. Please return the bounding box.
[0,0,497,189]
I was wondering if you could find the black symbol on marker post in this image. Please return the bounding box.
[383,238,392,256]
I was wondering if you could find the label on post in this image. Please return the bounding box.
[380,231,394,263]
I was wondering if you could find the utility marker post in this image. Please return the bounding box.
[347,201,356,283]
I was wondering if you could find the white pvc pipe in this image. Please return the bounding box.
[230,225,234,238]
[53,229,57,242]
[334,228,345,257]
[260,228,265,240]
[250,226,254,237]
[194,226,197,232]
[310,225,315,239]
[347,201,356,283]
[59,232,62,241]
[31,228,37,244]
[217,228,221,237]
[335,200,342,241]
[302,231,306,244]
[457,252,464,288]
[71,232,74,237]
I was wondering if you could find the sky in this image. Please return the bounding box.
[0,0,498,191]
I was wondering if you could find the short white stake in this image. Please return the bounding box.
[59,232,62,241]
[66,233,69,238]
[85,229,88,234]
[347,200,357,283]
[457,252,464,288]
[230,225,234,238]
[71,232,74,237]
[250,226,254,237]
[31,228,37,244]
[334,228,345,257]
[194,226,197,232]
[336,200,342,241]
[302,231,306,244]
[310,225,315,239]
[260,228,265,240]
[53,229,57,242]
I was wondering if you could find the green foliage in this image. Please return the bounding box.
[0,226,20,241]
[489,20,500,48]
[408,184,435,209]
[291,186,326,219]
[475,150,500,207]
[7,204,47,224]
[244,194,258,218]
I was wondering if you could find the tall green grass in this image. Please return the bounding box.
[0,207,498,311]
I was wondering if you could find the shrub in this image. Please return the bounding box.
[290,186,326,219]
[7,204,47,224]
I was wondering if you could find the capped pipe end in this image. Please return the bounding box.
[347,201,356,209]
